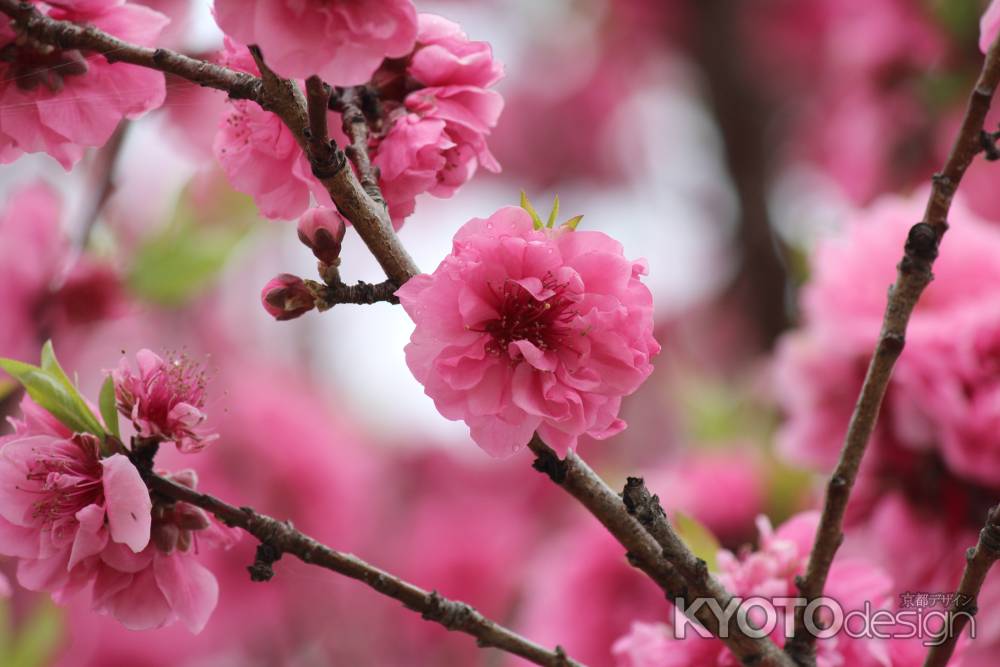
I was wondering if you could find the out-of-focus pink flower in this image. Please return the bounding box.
[212,0,417,85]
[651,448,765,541]
[0,1,167,168]
[510,517,667,667]
[112,349,217,453]
[983,0,1000,53]
[0,571,9,598]
[297,206,346,265]
[398,206,659,456]
[612,512,895,667]
[372,14,503,226]
[0,182,124,377]
[776,193,1000,486]
[260,273,316,321]
[0,398,151,599]
[213,39,330,220]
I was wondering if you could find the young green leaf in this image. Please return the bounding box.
[99,375,120,439]
[38,341,105,436]
[673,512,721,572]
[561,214,584,231]
[546,195,560,228]
[0,359,95,435]
[520,191,544,229]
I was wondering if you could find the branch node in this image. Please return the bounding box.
[248,541,282,582]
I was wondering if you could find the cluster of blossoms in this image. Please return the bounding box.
[398,205,659,456]
[775,191,1000,663]
[211,4,503,226]
[0,349,232,631]
[0,0,167,168]
[612,512,915,667]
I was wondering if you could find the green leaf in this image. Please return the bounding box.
[520,191,544,230]
[546,195,560,228]
[127,187,257,306]
[0,359,98,436]
[674,512,721,572]
[561,214,584,231]
[5,602,62,667]
[37,341,105,437]
[99,375,120,439]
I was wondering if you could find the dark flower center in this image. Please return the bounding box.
[0,35,89,92]
[482,274,577,356]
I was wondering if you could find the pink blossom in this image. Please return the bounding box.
[213,39,330,220]
[0,0,167,168]
[775,192,1000,485]
[111,349,218,453]
[297,206,346,265]
[983,1,1000,54]
[261,273,316,321]
[212,0,417,85]
[398,206,659,456]
[0,399,151,600]
[612,512,896,667]
[372,14,503,225]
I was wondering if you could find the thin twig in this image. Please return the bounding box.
[785,33,1000,667]
[923,507,1000,667]
[338,87,385,208]
[76,121,127,248]
[145,473,582,667]
[303,75,343,179]
[311,279,400,309]
[0,1,420,287]
[528,436,795,667]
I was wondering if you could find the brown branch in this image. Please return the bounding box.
[785,34,1000,667]
[76,121,128,248]
[0,0,261,100]
[310,279,400,309]
[923,507,1000,667]
[145,473,581,667]
[0,2,420,287]
[528,436,795,667]
[303,75,344,179]
[338,87,386,208]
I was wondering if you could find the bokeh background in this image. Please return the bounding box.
[2,0,1000,665]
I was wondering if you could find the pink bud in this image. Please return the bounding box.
[297,207,347,265]
[261,274,316,321]
[167,469,199,490]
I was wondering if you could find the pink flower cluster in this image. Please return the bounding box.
[373,14,504,225]
[398,206,659,456]
[212,0,418,86]
[612,512,900,667]
[112,349,218,453]
[775,193,1000,487]
[0,0,167,168]
[0,396,230,632]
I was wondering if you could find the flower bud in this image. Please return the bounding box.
[261,274,316,321]
[152,521,180,554]
[297,207,347,265]
[167,469,199,490]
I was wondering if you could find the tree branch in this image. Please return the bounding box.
[923,507,1000,667]
[0,0,261,99]
[785,34,1000,667]
[310,279,400,309]
[528,436,795,667]
[337,87,386,208]
[0,1,420,287]
[145,473,581,667]
[303,75,344,179]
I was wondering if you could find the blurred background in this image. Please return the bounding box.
[2,0,999,665]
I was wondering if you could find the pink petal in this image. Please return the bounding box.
[153,553,219,634]
[101,454,152,553]
[68,504,109,569]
